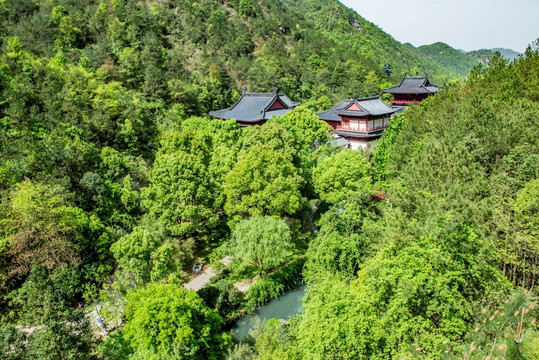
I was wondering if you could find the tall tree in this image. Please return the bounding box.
[121,283,231,359]
[312,150,372,205]
[229,216,293,275]
[4,180,85,277]
[224,123,304,224]
[142,130,219,241]
[274,108,333,148]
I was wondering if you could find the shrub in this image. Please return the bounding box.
[245,257,306,307]
[198,280,245,322]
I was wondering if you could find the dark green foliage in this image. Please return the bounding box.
[25,303,94,360]
[238,0,255,17]
[383,62,392,77]
[0,325,27,360]
[198,280,245,322]
[2,265,97,359]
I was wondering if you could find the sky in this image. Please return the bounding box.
[339,0,539,52]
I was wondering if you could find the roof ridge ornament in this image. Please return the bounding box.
[272,86,278,95]
[243,86,247,95]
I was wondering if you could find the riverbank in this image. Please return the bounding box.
[230,283,307,341]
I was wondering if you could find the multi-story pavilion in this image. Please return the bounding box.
[381,73,438,106]
[317,96,397,150]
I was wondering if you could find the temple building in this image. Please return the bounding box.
[317,96,397,150]
[209,87,300,127]
[381,73,438,106]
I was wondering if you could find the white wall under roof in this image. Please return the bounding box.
[349,139,377,151]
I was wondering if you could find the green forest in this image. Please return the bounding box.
[0,0,538,359]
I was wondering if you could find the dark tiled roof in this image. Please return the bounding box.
[263,109,292,119]
[333,129,384,139]
[317,96,396,121]
[336,109,370,117]
[317,100,351,122]
[381,73,438,95]
[327,136,350,147]
[390,105,406,115]
[209,90,300,122]
[279,94,301,108]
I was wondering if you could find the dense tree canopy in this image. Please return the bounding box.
[224,123,304,224]
[273,107,333,147]
[122,283,232,359]
[1,0,538,358]
[290,42,539,359]
[143,130,219,239]
[313,150,372,205]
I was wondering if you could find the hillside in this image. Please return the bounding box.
[0,0,461,113]
[285,42,539,360]
[405,42,480,78]
[281,0,459,84]
[491,47,521,60]
[3,0,537,359]
[467,48,497,64]
[468,47,522,63]
[407,42,522,78]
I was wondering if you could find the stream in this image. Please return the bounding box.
[230,283,307,341]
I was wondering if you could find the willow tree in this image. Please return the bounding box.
[229,216,293,275]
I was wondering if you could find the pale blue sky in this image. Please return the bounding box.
[339,0,539,52]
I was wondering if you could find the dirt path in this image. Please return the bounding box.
[184,267,217,291]
[233,275,259,292]
[184,256,233,292]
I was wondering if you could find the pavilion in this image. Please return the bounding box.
[317,96,397,150]
[381,73,438,106]
[209,87,300,127]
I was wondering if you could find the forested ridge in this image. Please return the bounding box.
[405,42,487,78]
[1,0,538,359]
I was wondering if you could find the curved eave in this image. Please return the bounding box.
[333,130,385,139]
[209,112,264,122]
[335,110,370,117]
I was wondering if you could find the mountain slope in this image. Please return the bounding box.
[0,0,464,322]
[0,0,461,112]
[283,0,459,84]
[407,42,522,78]
[405,42,480,77]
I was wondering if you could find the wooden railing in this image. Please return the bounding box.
[391,99,419,105]
[336,124,388,132]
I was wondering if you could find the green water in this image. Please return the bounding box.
[231,284,306,341]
